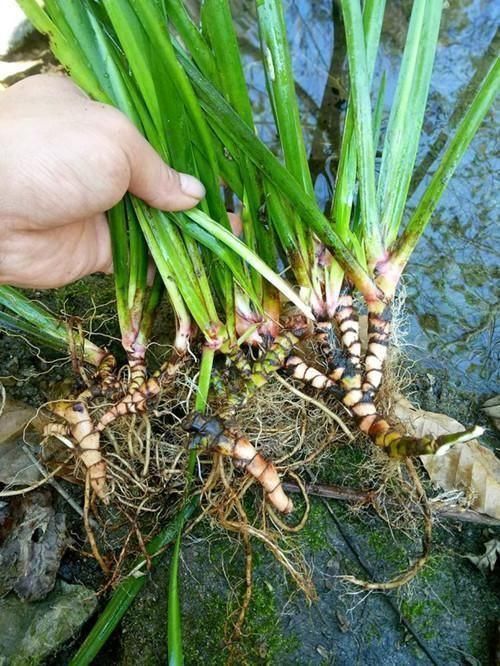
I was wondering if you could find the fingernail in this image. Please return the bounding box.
[179,173,205,200]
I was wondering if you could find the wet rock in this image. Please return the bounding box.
[0,489,67,601]
[0,580,97,666]
[0,437,41,487]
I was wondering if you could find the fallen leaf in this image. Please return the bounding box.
[0,397,35,445]
[0,489,67,601]
[394,396,500,520]
[482,395,500,431]
[0,395,41,486]
[466,538,500,573]
[0,438,41,486]
[336,610,350,633]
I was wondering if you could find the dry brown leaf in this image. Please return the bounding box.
[0,395,41,486]
[0,397,35,445]
[466,538,500,573]
[482,395,500,431]
[394,396,500,520]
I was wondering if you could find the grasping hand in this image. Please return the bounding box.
[0,74,205,288]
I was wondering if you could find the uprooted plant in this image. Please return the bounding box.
[2,0,498,661]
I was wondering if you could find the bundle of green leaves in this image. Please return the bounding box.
[1,1,497,662]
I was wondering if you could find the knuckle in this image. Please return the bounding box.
[162,164,180,189]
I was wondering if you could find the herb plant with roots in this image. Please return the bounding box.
[2,0,498,661]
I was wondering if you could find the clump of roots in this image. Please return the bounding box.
[192,378,346,605]
[31,308,456,632]
[39,358,194,581]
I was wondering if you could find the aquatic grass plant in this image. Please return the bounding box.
[5,0,499,662]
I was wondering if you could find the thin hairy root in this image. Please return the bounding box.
[184,413,293,514]
[284,355,336,391]
[105,527,136,591]
[342,460,431,591]
[362,302,391,396]
[84,472,109,574]
[266,472,310,533]
[216,459,314,599]
[141,415,152,477]
[134,523,152,571]
[48,399,108,502]
[217,468,253,645]
[274,373,354,439]
[225,519,316,600]
[279,438,333,471]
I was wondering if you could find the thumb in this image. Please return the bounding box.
[120,120,205,211]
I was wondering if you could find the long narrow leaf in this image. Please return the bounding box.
[184,210,315,320]
[69,500,197,666]
[256,0,314,197]
[176,50,378,299]
[163,0,218,83]
[340,0,382,262]
[0,287,104,365]
[331,0,386,242]
[391,56,500,269]
[378,0,443,245]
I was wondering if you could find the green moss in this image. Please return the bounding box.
[296,501,330,553]
[174,524,300,665]
[364,622,383,643]
[366,530,409,568]
[400,598,441,641]
[234,579,300,663]
[321,441,369,486]
[183,592,228,666]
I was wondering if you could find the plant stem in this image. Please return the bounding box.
[167,346,215,665]
[184,209,316,320]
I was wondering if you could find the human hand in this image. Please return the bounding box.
[0,74,205,288]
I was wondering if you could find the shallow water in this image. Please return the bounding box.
[242,0,499,395]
